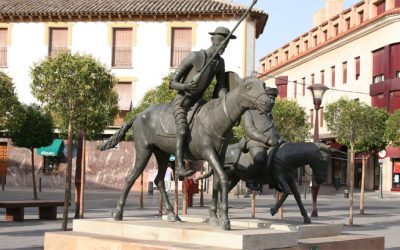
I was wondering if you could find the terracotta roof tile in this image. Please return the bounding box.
[0,0,264,16]
[0,0,267,37]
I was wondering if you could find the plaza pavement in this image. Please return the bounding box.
[1,184,400,250]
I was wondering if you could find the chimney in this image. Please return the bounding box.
[313,0,344,26]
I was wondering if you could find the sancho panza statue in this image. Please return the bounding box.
[169,26,236,177]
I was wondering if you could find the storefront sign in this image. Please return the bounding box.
[394,162,400,174]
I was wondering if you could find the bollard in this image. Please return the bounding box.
[39,177,42,192]
[344,189,349,198]
[334,177,340,190]
[148,181,154,195]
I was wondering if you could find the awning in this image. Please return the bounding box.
[37,139,64,157]
[386,146,400,158]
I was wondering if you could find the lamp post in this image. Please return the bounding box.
[307,83,328,217]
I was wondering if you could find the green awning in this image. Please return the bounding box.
[37,139,64,157]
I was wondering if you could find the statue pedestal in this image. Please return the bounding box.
[44,216,384,250]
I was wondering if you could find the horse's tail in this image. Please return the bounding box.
[98,117,136,150]
[194,170,213,181]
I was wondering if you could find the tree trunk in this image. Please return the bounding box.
[276,191,283,220]
[62,120,73,231]
[74,131,84,219]
[360,155,366,215]
[140,173,144,209]
[174,171,179,215]
[251,191,256,218]
[31,148,38,200]
[183,177,188,215]
[200,162,204,207]
[159,194,163,215]
[349,145,355,226]
[79,134,86,218]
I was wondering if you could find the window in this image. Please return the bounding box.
[284,51,289,61]
[275,56,279,66]
[261,63,266,72]
[269,59,272,68]
[112,28,133,67]
[296,45,300,55]
[320,107,324,127]
[323,30,328,42]
[313,35,318,47]
[390,44,400,79]
[375,0,386,15]
[321,70,325,85]
[0,28,7,67]
[373,74,385,83]
[331,66,336,87]
[302,77,306,96]
[333,24,339,36]
[355,57,360,80]
[345,18,351,31]
[358,11,364,24]
[311,74,315,85]
[397,71,400,78]
[304,40,309,50]
[293,80,297,99]
[170,28,192,68]
[373,48,385,83]
[49,28,68,58]
[342,61,347,84]
[113,82,132,126]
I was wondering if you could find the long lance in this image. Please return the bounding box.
[191,0,258,84]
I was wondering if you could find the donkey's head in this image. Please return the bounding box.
[239,77,278,113]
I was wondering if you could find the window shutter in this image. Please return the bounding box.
[0,29,7,66]
[171,28,192,67]
[112,28,133,67]
[49,28,68,57]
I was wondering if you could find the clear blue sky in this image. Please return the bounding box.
[234,0,359,62]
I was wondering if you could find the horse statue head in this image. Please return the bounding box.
[238,77,278,114]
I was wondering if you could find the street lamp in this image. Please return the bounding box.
[307,83,328,217]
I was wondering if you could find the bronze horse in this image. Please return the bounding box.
[99,76,277,230]
[198,141,329,224]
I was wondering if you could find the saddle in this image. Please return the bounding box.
[156,99,206,137]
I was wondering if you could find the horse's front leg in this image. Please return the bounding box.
[270,175,291,216]
[209,174,220,226]
[287,176,311,224]
[113,151,152,220]
[204,148,230,230]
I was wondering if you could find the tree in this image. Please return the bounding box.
[6,104,54,200]
[232,98,310,142]
[0,72,19,130]
[356,106,388,214]
[385,110,400,147]
[272,98,310,142]
[31,51,118,230]
[325,98,388,225]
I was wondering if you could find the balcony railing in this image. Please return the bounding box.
[171,47,191,67]
[0,47,7,66]
[49,47,68,58]
[112,47,132,67]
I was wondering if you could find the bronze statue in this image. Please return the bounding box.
[242,89,283,190]
[99,74,277,230]
[197,140,329,224]
[170,26,235,177]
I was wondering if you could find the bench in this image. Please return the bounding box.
[0,200,69,221]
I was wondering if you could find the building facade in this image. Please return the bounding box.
[258,0,400,192]
[0,0,267,190]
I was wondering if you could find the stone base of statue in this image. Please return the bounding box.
[44,216,384,250]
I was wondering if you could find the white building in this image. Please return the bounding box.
[0,0,267,126]
[258,0,400,192]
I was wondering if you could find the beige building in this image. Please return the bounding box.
[0,0,268,190]
[258,0,400,192]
